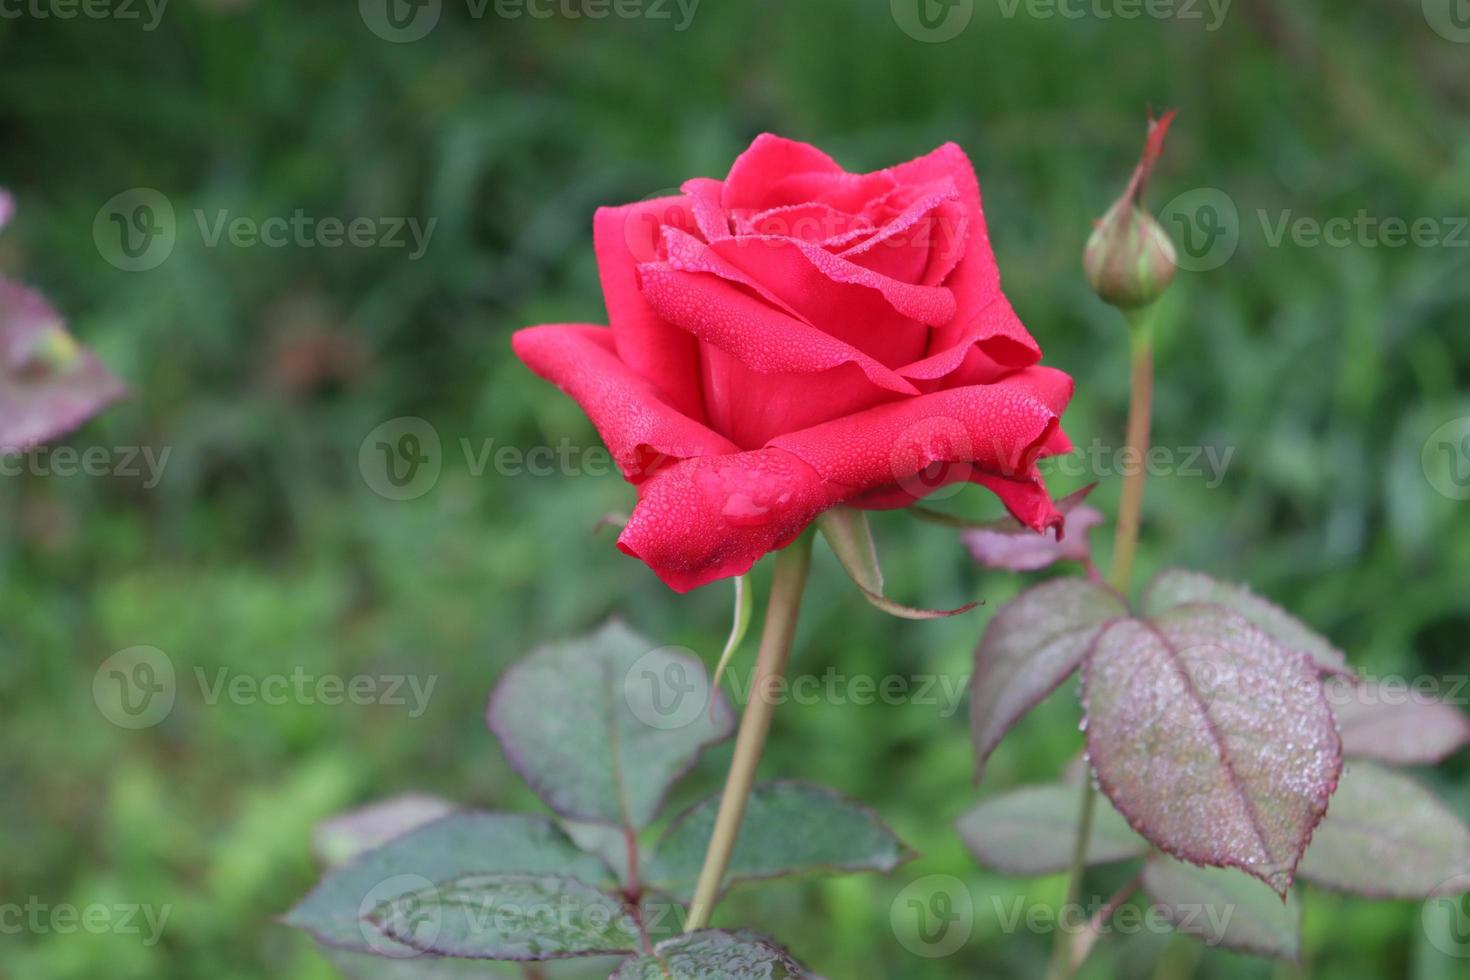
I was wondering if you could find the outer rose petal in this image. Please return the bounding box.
[617,447,841,592]
[768,368,1072,503]
[511,324,738,481]
[593,199,706,420]
[616,367,1074,591]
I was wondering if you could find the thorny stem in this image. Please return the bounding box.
[684,532,814,932]
[1047,304,1157,980]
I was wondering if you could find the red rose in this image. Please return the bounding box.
[514,135,1073,592]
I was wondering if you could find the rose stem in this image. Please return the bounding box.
[1047,305,1157,980]
[684,531,814,933]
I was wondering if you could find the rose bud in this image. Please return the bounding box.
[1084,110,1178,312]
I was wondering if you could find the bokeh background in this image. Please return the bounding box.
[3,1,1469,977]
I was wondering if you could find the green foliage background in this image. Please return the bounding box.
[2,0,1468,977]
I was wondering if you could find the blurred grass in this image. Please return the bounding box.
[2,0,1469,977]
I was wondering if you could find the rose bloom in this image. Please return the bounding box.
[514,135,1073,592]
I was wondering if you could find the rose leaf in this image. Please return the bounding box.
[956,783,1147,876]
[643,781,914,901]
[285,812,615,957]
[487,619,735,829]
[365,874,641,960]
[1142,853,1302,960]
[610,930,814,979]
[1325,676,1470,765]
[1082,603,1341,895]
[970,578,1128,782]
[1298,761,1470,898]
[1141,569,1349,674]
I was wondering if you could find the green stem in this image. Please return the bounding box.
[1047,304,1157,980]
[1046,782,1099,980]
[1108,310,1155,593]
[684,532,814,932]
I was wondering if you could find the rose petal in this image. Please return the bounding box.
[710,235,955,329]
[768,367,1071,508]
[593,199,709,421]
[657,227,932,373]
[617,447,840,592]
[720,134,846,212]
[511,324,737,481]
[637,264,918,446]
[901,292,1040,382]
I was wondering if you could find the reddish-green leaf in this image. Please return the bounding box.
[816,506,977,619]
[1,279,125,451]
[1142,854,1302,960]
[1141,570,1349,674]
[1298,762,1470,898]
[313,794,458,868]
[1325,677,1470,765]
[956,783,1147,875]
[611,930,813,979]
[1082,604,1341,895]
[970,578,1127,781]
